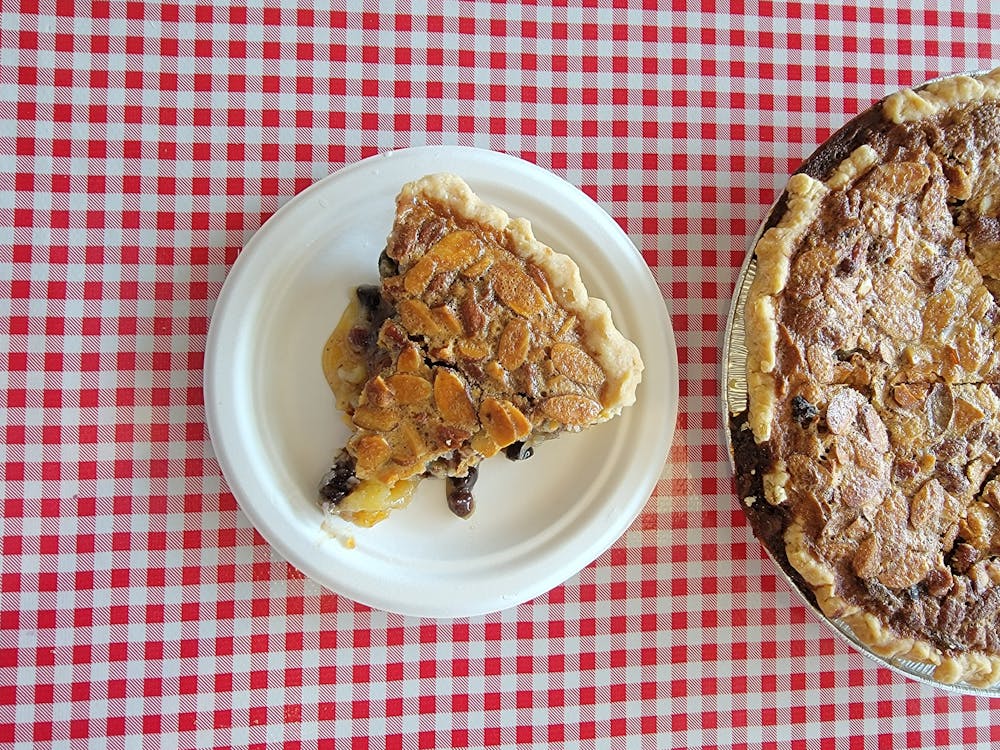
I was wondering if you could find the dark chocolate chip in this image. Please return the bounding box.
[446,467,479,518]
[319,451,358,504]
[356,284,382,314]
[347,325,374,353]
[790,395,819,426]
[378,249,399,278]
[504,440,534,461]
[447,489,474,518]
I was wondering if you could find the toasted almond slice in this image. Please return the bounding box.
[526,262,554,302]
[498,318,530,370]
[870,161,930,197]
[470,430,501,458]
[393,422,428,465]
[461,253,494,278]
[399,298,443,337]
[429,230,481,271]
[551,342,604,385]
[428,342,454,362]
[352,404,399,431]
[491,262,546,317]
[953,396,986,432]
[457,339,489,360]
[404,255,438,295]
[354,434,391,474]
[556,314,577,338]
[892,383,929,409]
[387,373,432,404]
[433,368,477,427]
[503,400,532,439]
[396,343,423,372]
[486,361,507,385]
[480,397,517,447]
[541,394,602,426]
[432,304,464,335]
[364,375,395,408]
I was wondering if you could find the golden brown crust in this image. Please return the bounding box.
[884,69,1000,123]
[740,67,1000,687]
[745,173,829,442]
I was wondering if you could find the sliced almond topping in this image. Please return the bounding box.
[392,422,428,465]
[352,404,399,432]
[457,339,489,360]
[892,382,930,409]
[461,253,494,278]
[545,374,579,396]
[556,315,577,338]
[527,262,555,302]
[432,304,464,335]
[953,396,986,432]
[551,342,605,386]
[429,230,481,271]
[396,343,423,372]
[504,400,532,439]
[485,361,507,385]
[364,375,394,408]
[541,394,602,426]
[878,546,933,589]
[471,430,500,458]
[491,262,546,317]
[480,397,517,447]
[910,478,944,530]
[859,404,890,453]
[399,298,443,337]
[354,434,391,474]
[433,368,477,427]
[387,373,432,404]
[968,284,991,321]
[869,161,931,198]
[404,255,438,295]
[825,390,860,434]
[853,533,881,579]
[497,318,530,370]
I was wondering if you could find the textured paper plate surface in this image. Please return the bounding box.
[206,146,679,618]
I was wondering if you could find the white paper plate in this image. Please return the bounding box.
[205,146,678,618]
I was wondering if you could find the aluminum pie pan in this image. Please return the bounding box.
[721,70,1000,696]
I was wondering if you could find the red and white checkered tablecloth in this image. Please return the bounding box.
[4,1,1000,747]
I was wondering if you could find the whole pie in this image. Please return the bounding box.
[321,173,643,526]
[732,68,1000,687]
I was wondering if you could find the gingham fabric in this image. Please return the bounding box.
[3,2,1000,748]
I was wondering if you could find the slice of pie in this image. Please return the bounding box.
[733,68,1000,687]
[321,173,643,526]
